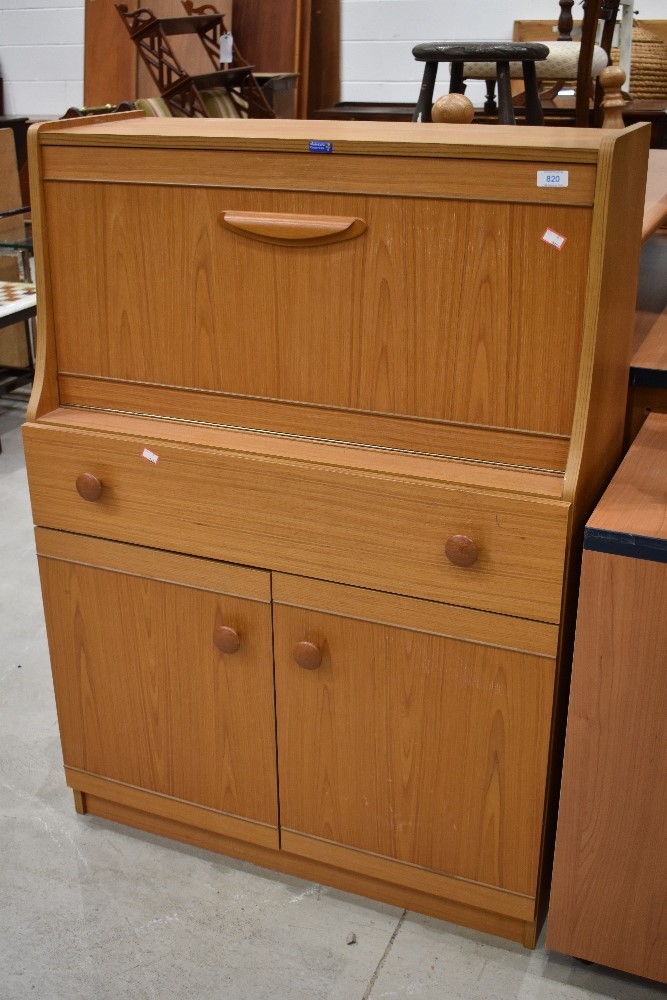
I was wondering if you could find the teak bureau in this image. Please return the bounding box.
[23,115,649,946]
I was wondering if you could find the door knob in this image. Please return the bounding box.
[213,625,241,654]
[76,473,103,502]
[292,641,322,670]
[445,534,478,567]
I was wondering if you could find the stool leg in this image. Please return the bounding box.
[522,61,544,125]
[496,61,515,125]
[449,61,465,94]
[484,80,497,115]
[412,61,438,122]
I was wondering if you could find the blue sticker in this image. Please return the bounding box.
[308,140,333,153]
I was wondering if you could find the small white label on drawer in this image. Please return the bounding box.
[541,228,567,251]
[537,170,569,188]
[142,448,159,464]
[219,32,233,64]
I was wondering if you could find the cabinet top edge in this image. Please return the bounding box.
[34,117,616,162]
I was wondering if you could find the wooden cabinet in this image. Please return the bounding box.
[547,413,667,983]
[24,114,650,948]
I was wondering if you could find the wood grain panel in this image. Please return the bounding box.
[84,0,137,107]
[547,551,667,982]
[73,791,535,944]
[37,405,566,497]
[24,422,570,621]
[588,411,667,540]
[274,603,555,896]
[564,125,650,524]
[57,376,570,473]
[41,147,598,205]
[65,769,278,849]
[35,526,271,600]
[273,573,559,658]
[44,182,591,437]
[36,117,606,161]
[281,832,535,921]
[39,551,278,826]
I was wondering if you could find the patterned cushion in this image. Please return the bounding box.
[200,87,248,119]
[463,42,608,81]
[134,90,248,119]
[134,97,176,117]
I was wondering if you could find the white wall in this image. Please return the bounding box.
[0,0,84,118]
[0,0,665,117]
[341,0,667,105]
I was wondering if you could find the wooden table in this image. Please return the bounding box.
[547,412,667,983]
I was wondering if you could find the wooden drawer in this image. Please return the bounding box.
[23,421,569,622]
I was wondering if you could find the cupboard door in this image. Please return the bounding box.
[37,531,278,830]
[274,595,555,897]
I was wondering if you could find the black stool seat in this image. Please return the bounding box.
[412,40,549,126]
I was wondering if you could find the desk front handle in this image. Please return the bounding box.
[220,210,367,247]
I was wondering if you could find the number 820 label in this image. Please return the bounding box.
[537,170,569,188]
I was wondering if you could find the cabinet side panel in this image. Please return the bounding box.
[547,551,667,982]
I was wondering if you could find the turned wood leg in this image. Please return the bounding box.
[484,80,497,114]
[522,62,544,125]
[412,61,439,122]
[496,61,515,125]
[449,61,466,95]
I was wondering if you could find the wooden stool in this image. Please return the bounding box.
[412,41,549,125]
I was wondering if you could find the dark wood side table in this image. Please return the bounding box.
[547,412,667,983]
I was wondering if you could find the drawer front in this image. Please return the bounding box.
[24,423,569,622]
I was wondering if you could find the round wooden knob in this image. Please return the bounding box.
[75,473,103,502]
[292,641,322,670]
[213,625,241,654]
[445,534,479,567]
[432,94,475,125]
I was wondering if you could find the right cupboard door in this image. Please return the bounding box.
[273,576,557,911]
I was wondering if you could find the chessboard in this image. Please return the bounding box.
[0,279,37,329]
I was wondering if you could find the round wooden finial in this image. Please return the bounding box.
[432,94,475,125]
[600,66,627,130]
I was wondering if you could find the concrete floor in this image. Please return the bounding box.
[1,392,663,1000]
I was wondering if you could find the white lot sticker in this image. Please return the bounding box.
[142,447,159,464]
[541,228,567,251]
[537,170,569,188]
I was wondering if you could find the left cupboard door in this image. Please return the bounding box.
[35,528,279,848]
